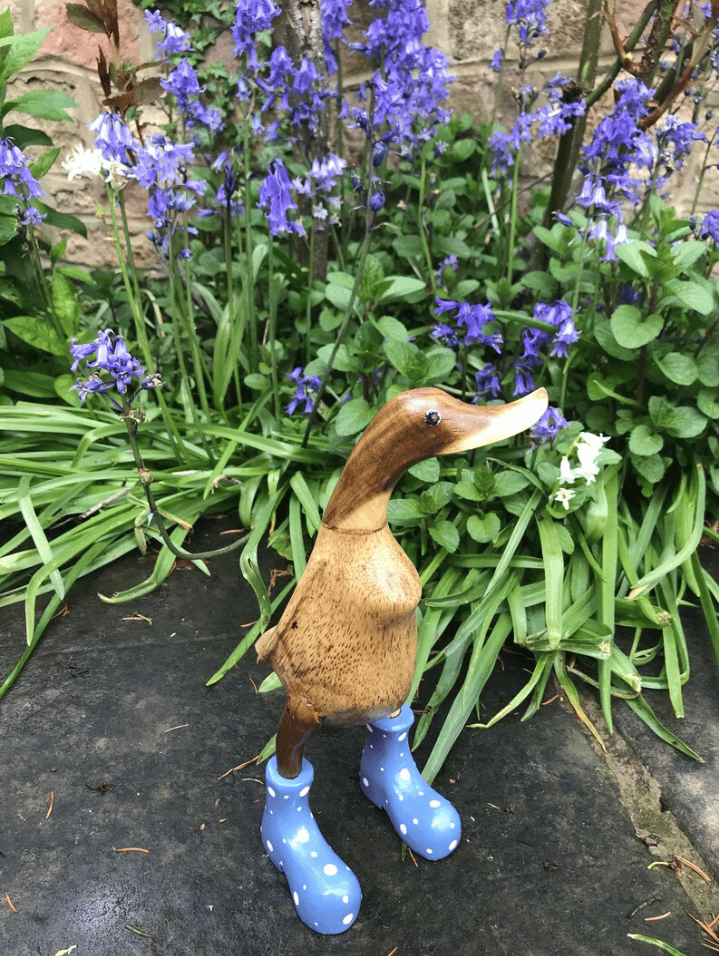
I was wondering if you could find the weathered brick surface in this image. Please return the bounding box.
[5,0,719,269]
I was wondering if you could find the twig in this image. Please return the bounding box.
[45,791,55,820]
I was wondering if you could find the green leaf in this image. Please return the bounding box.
[494,471,530,497]
[671,239,707,271]
[51,271,81,335]
[4,315,65,354]
[387,498,423,522]
[408,457,440,482]
[629,425,664,456]
[665,278,714,315]
[449,138,476,161]
[594,319,635,361]
[333,397,375,436]
[653,351,698,386]
[32,200,87,238]
[429,518,459,552]
[65,3,107,32]
[423,346,457,382]
[2,368,58,397]
[666,405,706,438]
[697,388,719,419]
[29,146,60,181]
[467,512,501,543]
[610,305,663,349]
[631,453,665,484]
[1,89,76,122]
[419,481,455,513]
[374,315,408,343]
[1,123,53,148]
[696,340,719,386]
[377,275,426,302]
[614,240,655,278]
[0,28,52,85]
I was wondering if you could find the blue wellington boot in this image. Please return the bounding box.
[261,756,361,934]
[360,704,461,860]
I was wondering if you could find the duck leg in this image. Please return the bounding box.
[360,704,461,859]
[275,698,322,779]
[262,699,361,934]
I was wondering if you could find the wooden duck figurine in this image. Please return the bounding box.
[257,385,548,934]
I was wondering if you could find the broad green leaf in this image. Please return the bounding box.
[494,471,530,497]
[610,305,663,349]
[696,341,719,386]
[629,425,663,456]
[594,318,635,361]
[2,89,76,122]
[29,146,60,180]
[666,278,714,315]
[671,239,707,271]
[4,315,65,354]
[387,498,423,522]
[449,138,476,161]
[631,453,665,484]
[665,405,706,438]
[408,457,440,482]
[0,28,52,85]
[51,270,81,336]
[614,240,656,277]
[653,351,698,386]
[2,368,58,397]
[423,346,457,382]
[374,315,408,343]
[377,275,426,302]
[697,388,719,419]
[467,512,501,543]
[1,123,52,148]
[429,518,459,552]
[333,397,375,436]
[65,3,106,32]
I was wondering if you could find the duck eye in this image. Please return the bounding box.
[424,409,441,426]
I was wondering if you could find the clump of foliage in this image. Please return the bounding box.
[2,0,719,782]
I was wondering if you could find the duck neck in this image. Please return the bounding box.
[322,436,406,533]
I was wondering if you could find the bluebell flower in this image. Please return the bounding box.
[505,0,550,46]
[432,322,460,351]
[145,10,192,57]
[696,209,719,243]
[512,362,536,396]
[530,406,568,443]
[259,158,304,236]
[286,367,322,416]
[489,74,585,175]
[70,329,159,404]
[433,297,504,352]
[162,58,223,132]
[490,49,504,72]
[89,112,138,165]
[0,137,46,201]
[233,0,281,66]
[475,364,502,398]
[369,190,386,211]
[436,254,458,285]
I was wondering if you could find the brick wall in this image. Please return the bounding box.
[7,0,718,268]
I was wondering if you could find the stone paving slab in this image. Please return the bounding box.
[0,519,716,955]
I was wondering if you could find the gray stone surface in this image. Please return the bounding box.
[0,519,716,955]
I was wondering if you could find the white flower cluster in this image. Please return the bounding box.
[552,432,610,510]
[62,145,128,189]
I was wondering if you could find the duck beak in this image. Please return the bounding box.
[441,387,549,454]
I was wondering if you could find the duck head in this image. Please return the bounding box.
[323,386,549,532]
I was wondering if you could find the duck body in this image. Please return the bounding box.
[256,520,421,726]
[257,386,549,740]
